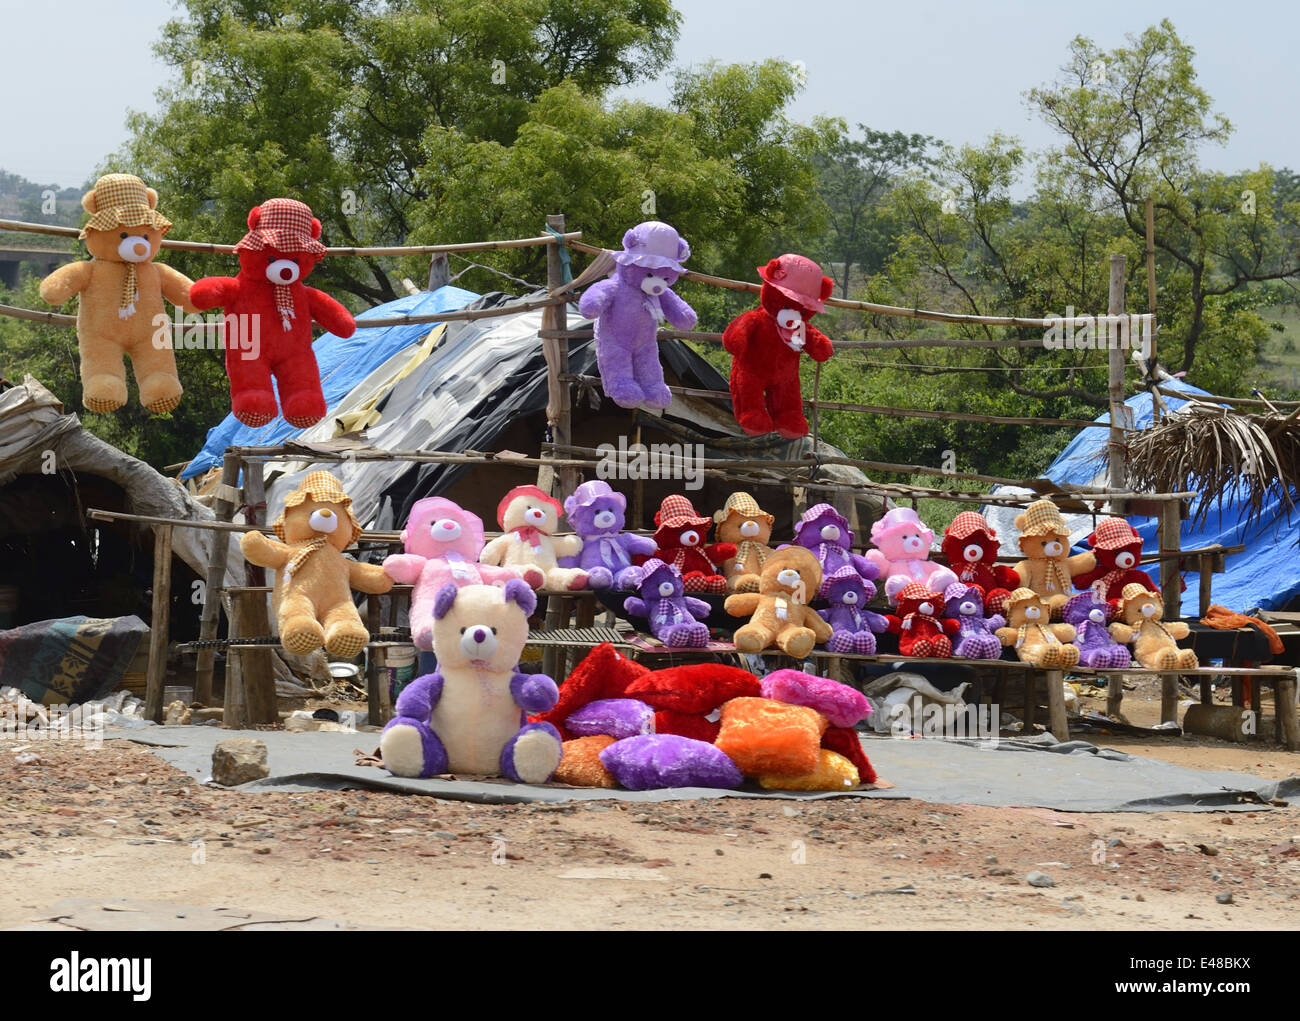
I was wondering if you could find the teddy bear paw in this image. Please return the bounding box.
[380,718,448,779]
[324,621,369,660]
[781,628,816,659]
[83,375,128,415]
[233,389,279,428]
[604,378,646,409]
[281,389,327,429]
[585,567,614,589]
[665,622,709,648]
[772,413,810,440]
[139,373,183,415]
[641,382,673,410]
[281,619,326,655]
[735,409,776,436]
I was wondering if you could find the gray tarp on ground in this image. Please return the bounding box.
[120,727,1300,813]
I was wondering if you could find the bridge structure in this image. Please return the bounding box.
[0,245,78,290]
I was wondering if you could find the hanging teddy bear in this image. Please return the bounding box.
[721,254,834,438]
[39,173,195,414]
[577,221,697,411]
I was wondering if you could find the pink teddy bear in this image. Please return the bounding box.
[383,497,543,651]
[866,507,958,605]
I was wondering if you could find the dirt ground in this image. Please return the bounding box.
[2,668,1299,931]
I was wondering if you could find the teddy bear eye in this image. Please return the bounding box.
[459,627,466,634]
[490,627,497,635]
[120,232,127,239]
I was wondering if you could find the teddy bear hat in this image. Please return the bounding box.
[80,174,172,237]
[1002,586,1045,612]
[757,254,830,314]
[236,198,328,256]
[274,470,363,543]
[945,510,997,542]
[1016,499,1069,537]
[1088,517,1143,551]
[564,479,626,515]
[713,491,773,525]
[614,221,690,272]
[496,484,563,528]
[1117,582,1161,613]
[654,494,711,530]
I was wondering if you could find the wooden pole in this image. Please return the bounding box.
[1106,253,1128,494]
[144,524,173,723]
[238,459,277,725]
[1160,498,1183,620]
[545,213,578,501]
[194,452,242,705]
[1145,197,1162,424]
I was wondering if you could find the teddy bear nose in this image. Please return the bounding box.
[1025,606,1041,619]
[740,520,760,538]
[961,601,975,615]
[820,525,839,541]
[434,519,461,538]
[525,507,545,524]
[903,535,923,551]
[595,511,615,527]
[117,235,151,262]
[640,276,666,295]
[308,508,338,533]
[658,582,675,597]
[1090,609,1105,623]
[964,544,982,562]
[1140,603,1157,617]
[919,601,934,615]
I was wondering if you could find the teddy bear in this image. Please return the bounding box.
[942,582,1005,660]
[1063,589,1132,669]
[641,495,735,594]
[576,221,697,411]
[724,546,831,657]
[1073,517,1158,602]
[39,174,196,415]
[190,198,356,428]
[885,582,959,658]
[819,565,890,655]
[623,559,711,648]
[791,503,875,592]
[712,492,777,593]
[867,507,959,605]
[379,580,563,782]
[479,484,587,591]
[1109,583,1197,670]
[941,511,1020,616]
[721,253,835,438]
[241,471,393,658]
[1011,499,1095,619]
[560,480,657,589]
[382,496,543,651]
[995,588,1080,668]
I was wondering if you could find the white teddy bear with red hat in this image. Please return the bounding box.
[479,485,588,591]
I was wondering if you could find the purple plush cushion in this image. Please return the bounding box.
[565,698,655,740]
[599,734,744,791]
[759,669,872,728]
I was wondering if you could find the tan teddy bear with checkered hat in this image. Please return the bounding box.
[1109,583,1198,670]
[39,173,196,414]
[1012,499,1095,619]
[241,471,392,658]
[995,588,1080,668]
[713,492,776,592]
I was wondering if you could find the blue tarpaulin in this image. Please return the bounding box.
[182,286,480,480]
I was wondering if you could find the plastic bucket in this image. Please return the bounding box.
[384,646,417,704]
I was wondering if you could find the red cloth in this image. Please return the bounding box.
[821,726,877,785]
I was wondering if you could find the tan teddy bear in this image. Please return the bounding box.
[725,546,831,657]
[241,471,393,658]
[995,587,1080,668]
[1109,583,1198,670]
[1012,499,1095,619]
[39,174,195,414]
[713,491,776,592]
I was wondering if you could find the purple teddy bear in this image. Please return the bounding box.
[577,221,698,411]
[818,564,890,654]
[791,504,876,592]
[942,582,1004,660]
[1064,589,1132,668]
[623,558,711,648]
[560,480,657,590]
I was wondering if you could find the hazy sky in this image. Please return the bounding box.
[2,0,1293,189]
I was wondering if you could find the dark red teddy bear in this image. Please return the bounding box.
[886,582,959,658]
[721,253,834,438]
[1073,517,1158,602]
[941,511,1021,616]
[191,198,355,428]
[635,495,735,594]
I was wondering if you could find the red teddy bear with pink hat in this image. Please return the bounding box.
[191,198,356,428]
[721,254,835,438]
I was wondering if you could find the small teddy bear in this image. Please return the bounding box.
[819,565,890,655]
[868,507,959,604]
[713,492,777,593]
[241,471,393,658]
[942,582,1005,660]
[791,503,875,590]
[995,588,1080,668]
[644,495,735,594]
[379,580,563,782]
[1073,517,1158,602]
[1011,499,1095,619]
[480,485,587,591]
[886,582,959,658]
[941,511,1020,616]
[1109,583,1197,670]
[577,221,698,411]
[1063,589,1132,669]
[561,480,657,589]
[725,546,831,657]
[623,559,712,648]
[383,496,543,651]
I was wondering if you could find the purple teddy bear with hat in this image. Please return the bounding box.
[819,564,890,654]
[942,582,1004,660]
[791,503,876,583]
[561,480,657,589]
[623,558,711,648]
[577,220,698,411]
[1064,588,1132,668]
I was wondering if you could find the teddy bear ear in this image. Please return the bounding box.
[1013,513,1027,531]
[503,578,536,617]
[819,275,834,300]
[145,187,159,210]
[311,218,322,239]
[247,206,262,230]
[432,583,458,620]
[81,189,98,214]
[400,528,408,544]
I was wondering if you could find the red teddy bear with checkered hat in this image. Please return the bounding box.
[191,198,356,429]
[1073,517,1158,603]
[941,510,1021,616]
[886,582,960,658]
[639,495,736,594]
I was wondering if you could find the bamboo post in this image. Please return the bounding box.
[238,460,277,726]
[224,592,249,730]
[1277,675,1300,751]
[1160,499,1182,620]
[1106,254,1127,494]
[144,524,173,723]
[1044,668,1069,742]
[428,252,449,291]
[545,213,578,501]
[1160,672,1181,727]
[1144,198,1160,421]
[194,452,242,705]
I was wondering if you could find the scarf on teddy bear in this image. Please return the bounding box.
[733,539,770,574]
[1013,620,1060,650]
[1033,555,1073,596]
[117,264,141,320]
[284,537,328,578]
[901,609,943,634]
[587,531,631,570]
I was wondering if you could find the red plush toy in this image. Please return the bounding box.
[1073,518,1158,602]
[530,642,649,741]
[638,495,736,594]
[721,254,834,438]
[191,198,356,428]
[886,582,959,658]
[821,727,878,785]
[941,511,1021,616]
[624,662,761,741]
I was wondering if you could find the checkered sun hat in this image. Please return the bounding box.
[654,495,711,530]
[1016,499,1069,537]
[1088,517,1142,551]
[80,174,171,237]
[274,471,362,543]
[713,492,774,525]
[945,510,996,542]
[235,198,327,256]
